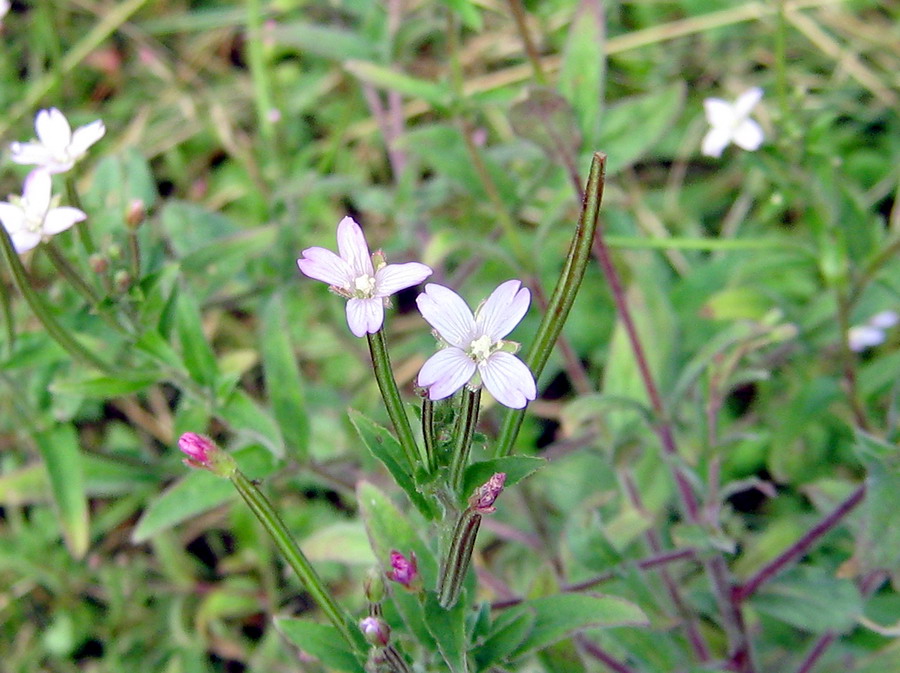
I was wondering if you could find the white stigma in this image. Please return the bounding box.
[353,274,377,296]
[469,334,494,362]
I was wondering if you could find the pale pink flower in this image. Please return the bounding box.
[297,216,432,337]
[701,87,764,158]
[0,170,86,253]
[848,310,899,352]
[0,1,10,26]
[10,108,106,174]
[359,616,390,647]
[416,281,537,409]
[386,550,419,590]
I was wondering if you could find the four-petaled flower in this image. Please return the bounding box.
[0,170,86,253]
[416,280,537,409]
[10,108,106,174]
[701,87,764,158]
[297,216,432,337]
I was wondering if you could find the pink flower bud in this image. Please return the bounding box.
[178,432,215,468]
[386,550,419,590]
[470,472,506,514]
[359,616,390,647]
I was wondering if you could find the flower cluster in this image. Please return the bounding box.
[298,218,537,408]
[1,109,104,254]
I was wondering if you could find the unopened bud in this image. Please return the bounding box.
[177,433,236,477]
[469,472,506,514]
[88,254,108,274]
[364,567,385,603]
[113,269,131,292]
[359,616,390,647]
[126,199,146,228]
[371,249,386,271]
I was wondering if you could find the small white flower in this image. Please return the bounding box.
[0,170,87,253]
[848,310,899,352]
[297,216,432,337]
[10,108,106,174]
[416,280,537,409]
[0,0,11,25]
[701,87,764,158]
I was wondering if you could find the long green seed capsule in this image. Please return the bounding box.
[437,509,483,608]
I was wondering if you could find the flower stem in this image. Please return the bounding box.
[494,152,606,458]
[0,229,113,374]
[229,469,364,655]
[422,397,436,473]
[367,330,426,471]
[437,507,482,608]
[449,387,481,494]
[64,175,95,256]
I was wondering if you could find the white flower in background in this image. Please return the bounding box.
[0,1,11,25]
[10,108,106,174]
[297,216,432,337]
[0,170,87,253]
[701,87,765,158]
[416,280,537,409]
[848,310,899,352]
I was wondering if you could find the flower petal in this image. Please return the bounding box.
[35,108,72,149]
[8,141,54,167]
[701,126,731,158]
[297,246,354,288]
[375,262,432,296]
[869,311,899,329]
[346,297,384,337]
[416,284,475,348]
[336,216,374,276]
[0,202,26,233]
[69,120,106,157]
[848,325,884,352]
[703,98,734,127]
[733,87,763,119]
[43,206,86,235]
[10,230,41,254]
[480,352,536,409]
[22,170,52,215]
[732,119,764,152]
[417,347,475,400]
[476,279,530,341]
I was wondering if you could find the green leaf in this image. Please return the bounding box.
[276,618,364,673]
[344,61,453,109]
[260,294,309,462]
[132,445,278,542]
[269,21,374,60]
[854,431,900,572]
[595,82,685,174]
[356,481,437,587]
[219,388,284,460]
[174,289,219,387]
[700,287,774,321]
[751,566,863,634]
[559,0,605,145]
[300,522,375,565]
[461,456,545,504]
[34,425,89,558]
[437,0,482,30]
[472,608,535,672]
[511,594,648,657]
[50,372,162,397]
[349,410,434,517]
[422,591,469,673]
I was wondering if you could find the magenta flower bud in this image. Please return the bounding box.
[470,472,506,514]
[386,550,419,590]
[178,433,236,477]
[359,616,391,647]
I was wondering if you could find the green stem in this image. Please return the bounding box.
[367,330,426,470]
[0,274,14,355]
[44,241,103,308]
[245,0,280,175]
[437,507,482,608]
[449,387,481,494]
[65,175,95,256]
[493,153,606,458]
[506,0,548,85]
[422,397,436,474]
[229,469,363,654]
[0,230,113,374]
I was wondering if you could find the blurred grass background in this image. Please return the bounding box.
[0,0,899,671]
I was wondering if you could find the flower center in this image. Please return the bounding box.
[468,334,494,362]
[353,274,377,297]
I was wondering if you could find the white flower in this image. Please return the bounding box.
[297,216,432,337]
[701,87,764,158]
[416,280,537,409]
[848,310,899,352]
[0,1,10,25]
[10,108,106,174]
[0,170,87,253]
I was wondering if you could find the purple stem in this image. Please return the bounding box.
[794,633,836,673]
[575,634,637,673]
[737,484,866,601]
